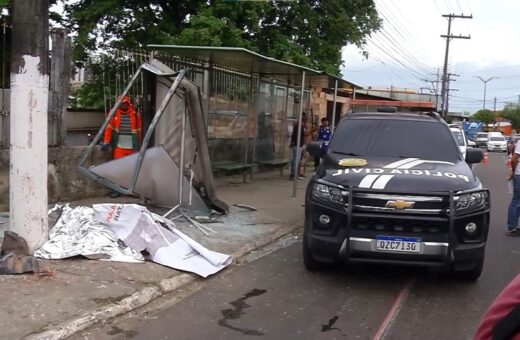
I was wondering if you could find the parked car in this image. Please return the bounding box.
[450,127,468,158]
[474,132,489,148]
[305,109,488,280]
[487,136,507,152]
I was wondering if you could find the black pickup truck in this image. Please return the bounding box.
[304,110,489,280]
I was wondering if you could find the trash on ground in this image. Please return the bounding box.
[194,216,221,224]
[233,204,258,211]
[35,204,144,263]
[93,204,231,277]
[0,231,41,274]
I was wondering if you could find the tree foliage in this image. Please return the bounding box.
[63,0,381,76]
[472,109,495,125]
[500,103,520,130]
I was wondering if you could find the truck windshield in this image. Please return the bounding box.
[329,119,461,162]
[477,133,488,138]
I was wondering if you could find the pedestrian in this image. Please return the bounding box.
[314,117,332,170]
[101,96,142,197]
[507,138,520,235]
[290,113,307,180]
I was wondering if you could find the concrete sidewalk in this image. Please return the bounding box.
[0,170,309,340]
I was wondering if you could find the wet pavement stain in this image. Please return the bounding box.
[218,288,267,336]
[321,316,341,332]
[107,325,138,337]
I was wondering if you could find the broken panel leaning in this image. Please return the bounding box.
[78,60,229,216]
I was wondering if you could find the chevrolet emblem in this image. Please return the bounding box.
[386,200,415,210]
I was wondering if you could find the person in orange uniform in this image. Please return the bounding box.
[101,96,142,159]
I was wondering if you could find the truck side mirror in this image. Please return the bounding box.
[466,148,483,164]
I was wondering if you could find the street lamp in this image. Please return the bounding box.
[474,76,499,110]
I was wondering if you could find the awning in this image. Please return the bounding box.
[147,45,362,89]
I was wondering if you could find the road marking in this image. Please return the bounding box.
[372,277,414,340]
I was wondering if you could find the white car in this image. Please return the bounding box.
[487,135,507,152]
[475,132,489,148]
[450,127,467,158]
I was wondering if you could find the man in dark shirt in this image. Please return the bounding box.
[290,113,307,179]
[314,117,332,170]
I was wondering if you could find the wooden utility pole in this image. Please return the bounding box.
[440,13,472,116]
[9,0,49,252]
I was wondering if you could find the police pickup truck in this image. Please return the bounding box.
[304,110,489,280]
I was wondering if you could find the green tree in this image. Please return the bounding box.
[63,0,381,75]
[500,103,520,130]
[472,109,495,125]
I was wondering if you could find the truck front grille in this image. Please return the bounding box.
[352,193,449,216]
[353,217,448,234]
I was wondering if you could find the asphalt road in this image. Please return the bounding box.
[78,151,520,340]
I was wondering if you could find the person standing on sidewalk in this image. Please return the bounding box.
[507,139,520,235]
[314,117,332,170]
[101,96,142,160]
[290,113,307,180]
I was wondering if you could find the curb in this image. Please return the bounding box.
[25,223,301,340]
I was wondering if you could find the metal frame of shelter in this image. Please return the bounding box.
[147,45,362,197]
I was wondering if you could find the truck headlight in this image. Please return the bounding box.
[312,183,347,205]
[454,191,489,211]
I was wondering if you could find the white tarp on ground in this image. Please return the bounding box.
[34,205,144,263]
[35,204,232,278]
[93,204,232,277]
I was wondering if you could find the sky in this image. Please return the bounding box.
[341,0,520,113]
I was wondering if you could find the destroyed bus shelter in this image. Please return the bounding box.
[147,45,361,197]
[78,61,228,215]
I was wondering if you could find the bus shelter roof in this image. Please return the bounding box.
[147,45,362,90]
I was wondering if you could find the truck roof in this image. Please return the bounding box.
[346,111,442,122]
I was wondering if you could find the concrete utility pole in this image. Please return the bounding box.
[474,76,499,110]
[494,97,497,112]
[9,0,49,252]
[440,13,472,116]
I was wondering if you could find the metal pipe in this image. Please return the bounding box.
[163,98,187,219]
[292,71,306,197]
[243,74,252,166]
[282,84,289,159]
[331,79,338,133]
[250,75,259,174]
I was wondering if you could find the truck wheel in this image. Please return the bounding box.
[303,233,327,271]
[452,257,484,281]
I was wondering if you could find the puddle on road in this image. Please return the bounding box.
[218,288,267,336]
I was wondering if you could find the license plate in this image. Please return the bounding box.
[375,236,421,253]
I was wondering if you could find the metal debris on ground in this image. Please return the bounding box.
[0,231,41,274]
[233,204,258,211]
[178,210,217,236]
[194,216,221,224]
